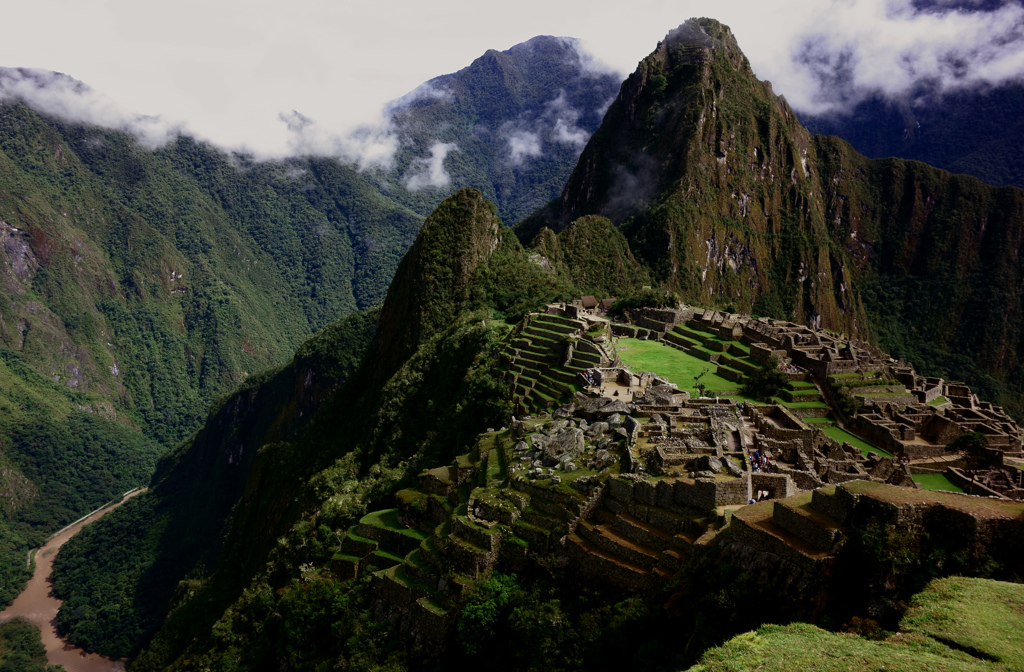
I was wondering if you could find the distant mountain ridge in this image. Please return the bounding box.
[522,18,1024,417]
[0,36,614,617]
[381,35,621,224]
[800,82,1024,191]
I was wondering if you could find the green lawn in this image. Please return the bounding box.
[615,337,751,399]
[771,397,830,409]
[689,622,992,672]
[928,396,948,406]
[822,426,893,458]
[913,473,965,493]
[690,577,1024,672]
[787,388,823,396]
[902,577,1024,665]
[803,416,833,425]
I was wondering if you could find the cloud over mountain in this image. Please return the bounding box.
[777,0,1024,113]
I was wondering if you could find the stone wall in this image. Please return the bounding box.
[848,418,906,456]
[772,501,842,552]
[607,474,751,513]
[751,473,794,499]
[611,323,637,337]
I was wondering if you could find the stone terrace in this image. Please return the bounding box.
[342,303,1024,641]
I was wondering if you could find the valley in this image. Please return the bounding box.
[0,487,145,672]
[0,13,1023,672]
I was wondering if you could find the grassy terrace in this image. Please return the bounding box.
[771,397,829,409]
[615,337,752,399]
[676,325,751,353]
[913,473,965,493]
[360,509,429,540]
[691,576,1024,671]
[802,416,833,424]
[822,426,893,458]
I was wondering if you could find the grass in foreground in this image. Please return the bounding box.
[688,622,995,672]
[822,426,893,458]
[913,473,965,493]
[690,577,1024,671]
[901,577,1024,666]
[614,337,752,399]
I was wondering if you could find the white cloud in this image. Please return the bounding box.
[405,141,457,190]
[553,118,588,146]
[386,81,454,114]
[506,130,543,164]
[775,0,1024,113]
[556,36,623,78]
[279,109,400,170]
[0,68,183,149]
[544,91,590,146]
[3,1,1024,157]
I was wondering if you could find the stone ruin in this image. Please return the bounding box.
[349,303,1024,643]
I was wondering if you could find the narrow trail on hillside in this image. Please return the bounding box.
[0,487,148,672]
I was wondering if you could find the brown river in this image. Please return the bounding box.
[0,488,147,672]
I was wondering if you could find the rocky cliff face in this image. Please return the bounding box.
[522,19,865,336]
[524,17,1024,416]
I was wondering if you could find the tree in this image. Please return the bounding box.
[946,431,990,479]
[742,356,788,402]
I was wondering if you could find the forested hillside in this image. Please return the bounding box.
[0,35,614,613]
[385,35,620,225]
[14,15,1024,672]
[522,19,1024,417]
[50,188,598,662]
[800,74,1024,193]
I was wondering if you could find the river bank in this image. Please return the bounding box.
[0,488,147,672]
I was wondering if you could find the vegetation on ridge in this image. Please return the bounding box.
[24,15,1024,672]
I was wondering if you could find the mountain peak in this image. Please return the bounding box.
[518,18,849,333]
[523,18,787,232]
[368,188,502,383]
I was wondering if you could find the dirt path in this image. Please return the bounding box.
[0,488,147,672]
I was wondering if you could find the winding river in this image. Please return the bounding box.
[0,488,147,672]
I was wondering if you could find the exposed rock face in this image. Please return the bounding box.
[522,17,1024,416]
[544,428,585,460]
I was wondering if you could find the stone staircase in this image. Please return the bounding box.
[500,313,611,414]
[728,488,848,571]
[565,477,718,590]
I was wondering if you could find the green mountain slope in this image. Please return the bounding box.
[383,36,621,225]
[0,347,159,605]
[0,98,427,444]
[50,188,581,661]
[519,19,865,336]
[0,39,613,619]
[520,18,1024,417]
[801,83,1024,192]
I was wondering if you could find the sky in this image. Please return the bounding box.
[2,0,1023,158]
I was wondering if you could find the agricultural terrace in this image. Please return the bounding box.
[822,426,892,458]
[613,337,752,400]
[912,473,965,493]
